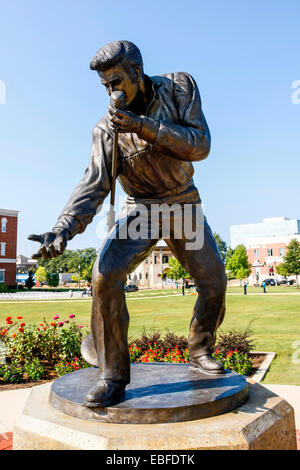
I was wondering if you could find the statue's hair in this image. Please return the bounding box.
[90,40,143,72]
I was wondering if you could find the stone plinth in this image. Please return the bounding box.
[14,380,297,450]
[49,364,248,424]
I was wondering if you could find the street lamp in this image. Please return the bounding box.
[160,247,164,289]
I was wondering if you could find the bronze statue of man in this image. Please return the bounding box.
[29,40,227,407]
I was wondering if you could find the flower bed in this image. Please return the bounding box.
[0,318,257,387]
[0,314,91,386]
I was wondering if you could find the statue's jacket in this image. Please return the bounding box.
[53,72,211,239]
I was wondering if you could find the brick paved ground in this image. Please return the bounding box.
[0,432,13,450]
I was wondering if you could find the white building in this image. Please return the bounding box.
[128,240,176,289]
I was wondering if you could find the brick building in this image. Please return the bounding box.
[0,209,19,287]
[230,217,300,284]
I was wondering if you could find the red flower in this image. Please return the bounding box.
[1,329,7,336]
[11,332,17,338]
[6,320,13,325]
[19,322,25,327]
[50,322,56,327]
[17,316,23,319]
[5,317,12,321]
[18,327,24,332]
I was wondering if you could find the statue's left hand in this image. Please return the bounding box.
[107,106,143,134]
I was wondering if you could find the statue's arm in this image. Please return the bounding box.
[53,126,112,239]
[28,126,113,259]
[138,72,211,162]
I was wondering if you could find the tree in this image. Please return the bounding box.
[25,271,35,290]
[167,257,191,282]
[213,232,228,263]
[46,272,59,288]
[35,266,47,284]
[226,245,251,284]
[276,263,289,279]
[38,248,97,275]
[282,239,300,288]
[82,260,94,283]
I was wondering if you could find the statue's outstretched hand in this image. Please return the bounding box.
[27,230,69,260]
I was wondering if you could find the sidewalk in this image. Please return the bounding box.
[263,384,300,429]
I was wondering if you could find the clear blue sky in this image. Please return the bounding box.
[1,0,300,256]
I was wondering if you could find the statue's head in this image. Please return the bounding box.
[90,40,144,107]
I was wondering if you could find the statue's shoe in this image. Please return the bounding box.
[190,354,225,375]
[83,379,126,407]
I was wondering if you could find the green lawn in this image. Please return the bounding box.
[1,290,299,385]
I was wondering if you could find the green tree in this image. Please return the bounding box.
[25,271,35,290]
[226,245,251,284]
[38,248,97,275]
[213,232,228,262]
[82,260,94,283]
[167,257,191,282]
[35,266,47,284]
[282,239,300,288]
[46,272,59,288]
[276,262,289,279]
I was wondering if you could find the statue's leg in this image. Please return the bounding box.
[165,207,227,374]
[84,214,157,406]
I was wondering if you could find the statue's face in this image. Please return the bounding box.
[99,62,140,107]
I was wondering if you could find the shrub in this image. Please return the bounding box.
[129,329,188,356]
[164,347,189,363]
[0,361,24,383]
[59,322,86,361]
[213,350,252,376]
[139,343,163,363]
[215,324,256,355]
[129,344,142,362]
[0,283,8,293]
[55,357,90,377]
[2,315,89,368]
[23,358,45,381]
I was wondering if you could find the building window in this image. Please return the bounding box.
[253,249,259,257]
[162,255,169,264]
[146,272,149,280]
[0,242,6,256]
[1,218,7,233]
[267,248,273,257]
[139,273,142,280]
[154,256,157,264]
[0,270,4,283]
[145,258,148,264]
[128,274,131,280]
[279,247,285,257]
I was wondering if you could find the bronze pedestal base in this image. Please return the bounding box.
[49,363,248,424]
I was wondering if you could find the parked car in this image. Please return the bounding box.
[276,279,295,286]
[262,278,276,286]
[125,284,139,292]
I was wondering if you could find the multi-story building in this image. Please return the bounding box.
[230,217,300,284]
[128,240,175,288]
[0,209,19,287]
